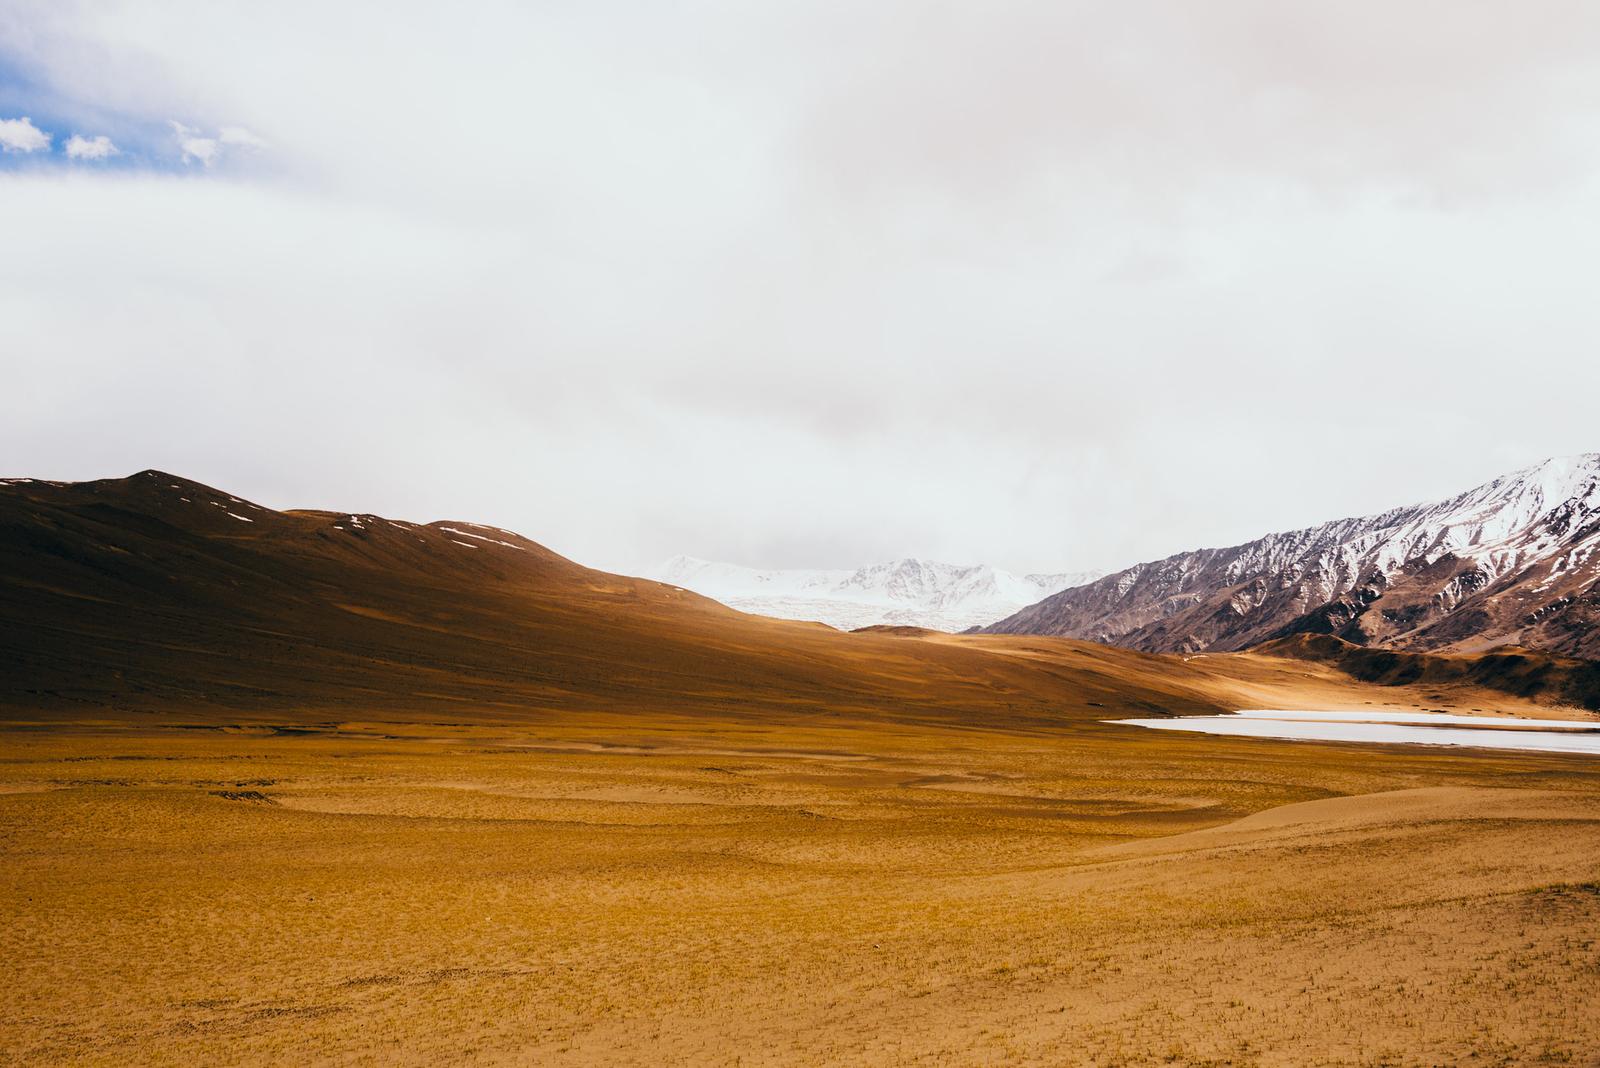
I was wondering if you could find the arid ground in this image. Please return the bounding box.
[6,654,1600,1067]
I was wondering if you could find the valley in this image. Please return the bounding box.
[649,555,1101,633]
[4,471,1600,1065]
[10,7,1600,1064]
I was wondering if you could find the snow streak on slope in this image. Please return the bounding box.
[651,556,1102,632]
[985,454,1600,659]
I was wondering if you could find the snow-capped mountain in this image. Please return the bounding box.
[651,556,1102,632]
[984,454,1600,659]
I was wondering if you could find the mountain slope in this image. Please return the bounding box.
[984,454,1600,659]
[0,470,1228,726]
[1255,634,1600,712]
[651,555,1100,631]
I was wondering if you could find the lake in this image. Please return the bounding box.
[1110,708,1600,756]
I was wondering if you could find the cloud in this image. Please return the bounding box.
[64,133,117,160]
[0,116,50,153]
[166,121,263,165]
[168,120,217,165]
[218,126,265,149]
[3,4,1600,576]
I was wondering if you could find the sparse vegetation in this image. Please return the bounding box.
[4,703,1600,1065]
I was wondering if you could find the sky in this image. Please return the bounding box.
[4,1,1600,577]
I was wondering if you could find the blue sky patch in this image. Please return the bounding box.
[0,60,256,173]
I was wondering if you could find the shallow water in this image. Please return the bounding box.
[1110,708,1600,756]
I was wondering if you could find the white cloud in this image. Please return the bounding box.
[64,134,118,160]
[218,126,265,149]
[3,4,1600,576]
[169,120,217,165]
[166,121,263,165]
[0,116,50,153]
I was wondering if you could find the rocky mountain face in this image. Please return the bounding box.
[650,555,1100,632]
[983,455,1600,660]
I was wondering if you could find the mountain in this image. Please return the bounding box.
[650,555,1101,632]
[984,454,1600,660]
[0,470,1224,725]
[7,469,1591,730]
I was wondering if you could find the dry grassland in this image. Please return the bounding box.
[5,694,1600,1066]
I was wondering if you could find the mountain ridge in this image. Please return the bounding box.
[983,454,1600,659]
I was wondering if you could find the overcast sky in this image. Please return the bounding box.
[4,2,1600,576]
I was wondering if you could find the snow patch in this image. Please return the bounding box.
[438,525,527,551]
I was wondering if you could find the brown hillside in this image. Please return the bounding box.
[1,470,1243,727]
